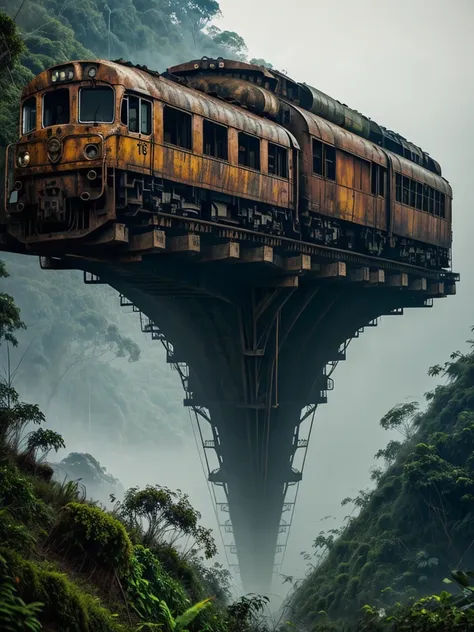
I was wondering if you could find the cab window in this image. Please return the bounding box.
[22,97,37,134]
[43,89,70,127]
[121,95,152,134]
[79,87,114,123]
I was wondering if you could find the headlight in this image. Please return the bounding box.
[51,66,74,83]
[17,152,30,167]
[84,144,99,160]
[88,67,97,78]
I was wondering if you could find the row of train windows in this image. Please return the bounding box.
[311,139,447,214]
[159,106,289,177]
[395,174,446,217]
[23,89,290,178]
[311,139,386,197]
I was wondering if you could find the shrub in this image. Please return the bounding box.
[0,553,42,632]
[1,548,126,632]
[335,573,349,586]
[376,513,393,530]
[360,562,374,581]
[126,545,188,621]
[0,508,36,554]
[49,502,132,576]
[345,576,360,599]
[351,555,366,573]
[0,464,39,521]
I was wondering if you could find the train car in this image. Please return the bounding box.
[281,102,452,268]
[168,57,453,269]
[3,59,299,249]
[3,57,452,270]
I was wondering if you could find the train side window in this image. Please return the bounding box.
[121,95,152,135]
[141,100,152,135]
[409,179,416,207]
[440,193,446,218]
[325,145,336,181]
[371,163,378,195]
[416,182,423,210]
[312,140,323,175]
[268,142,288,178]
[429,187,435,214]
[79,87,114,123]
[22,97,37,134]
[203,120,228,160]
[164,106,192,150]
[422,184,429,212]
[435,190,441,216]
[395,173,402,202]
[43,89,70,127]
[238,132,260,170]
[371,163,385,196]
[402,177,410,205]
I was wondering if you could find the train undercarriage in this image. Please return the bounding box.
[5,166,450,270]
[116,170,450,270]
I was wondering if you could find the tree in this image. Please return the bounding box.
[207,26,248,60]
[249,57,273,69]
[0,382,44,449]
[379,401,421,440]
[116,484,217,559]
[0,11,26,70]
[0,261,24,348]
[374,439,402,466]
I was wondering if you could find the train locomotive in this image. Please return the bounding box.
[3,57,452,269]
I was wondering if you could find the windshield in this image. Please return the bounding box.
[79,87,114,123]
[22,97,37,134]
[43,89,70,127]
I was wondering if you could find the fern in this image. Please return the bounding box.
[174,597,213,630]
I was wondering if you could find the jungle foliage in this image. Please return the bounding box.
[287,332,474,631]
[0,260,286,632]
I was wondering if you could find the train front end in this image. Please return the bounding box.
[3,61,122,251]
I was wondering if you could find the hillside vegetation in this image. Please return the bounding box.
[288,331,474,630]
[0,258,286,632]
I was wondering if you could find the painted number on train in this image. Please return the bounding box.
[137,142,148,156]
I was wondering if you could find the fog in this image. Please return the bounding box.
[213,0,474,591]
[7,0,474,603]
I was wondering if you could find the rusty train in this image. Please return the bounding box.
[3,57,452,269]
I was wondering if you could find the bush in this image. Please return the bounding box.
[126,545,188,621]
[0,508,35,554]
[0,465,39,521]
[49,502,132,576]
[1,548,126,632]
[0,552,42,632]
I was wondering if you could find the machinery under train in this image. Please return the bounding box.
[3,57,452,269]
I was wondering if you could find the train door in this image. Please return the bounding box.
[120,93,153,173]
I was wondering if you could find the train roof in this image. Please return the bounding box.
[167,57,443,177]
[22,59,299,150]
[289,103,452,194]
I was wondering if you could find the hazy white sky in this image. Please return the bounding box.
[211,0,474,589]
